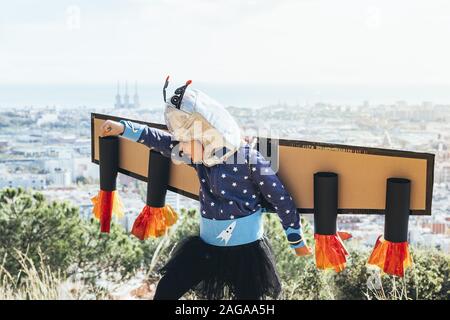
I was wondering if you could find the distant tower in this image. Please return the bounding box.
[133,81,140,108]
[382,130,392,147]
[123,81,130,108]
[363,100,370,108]
[114,81,122,108]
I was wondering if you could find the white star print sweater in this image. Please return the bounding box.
[120,120,305,249]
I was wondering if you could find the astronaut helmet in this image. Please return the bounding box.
[163,76,242,166]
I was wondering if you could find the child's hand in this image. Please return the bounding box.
[100,120,125,137]
[294,244,313,257]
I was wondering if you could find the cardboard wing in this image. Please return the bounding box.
[91,113,434,215]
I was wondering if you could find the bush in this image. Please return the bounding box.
[405,248,449,300]
[332,245,450,300]
[263,211,449,300]
[0,188,143,284]
[332,246,372,299]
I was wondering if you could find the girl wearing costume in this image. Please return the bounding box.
[115,78,310,300]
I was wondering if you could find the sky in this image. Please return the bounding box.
[1,0,450,87]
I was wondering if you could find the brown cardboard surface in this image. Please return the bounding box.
[91,113,434,215]
[92,116,200,198]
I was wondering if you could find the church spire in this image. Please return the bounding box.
[133,81,140,108]
[123,81,130,108]
[114,81,122,108]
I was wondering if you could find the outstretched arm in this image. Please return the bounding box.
[100,119,177,158]
[119,120,177,158]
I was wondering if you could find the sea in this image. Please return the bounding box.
[1,83,450,109]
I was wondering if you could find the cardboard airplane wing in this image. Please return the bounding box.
[91,113,434,216]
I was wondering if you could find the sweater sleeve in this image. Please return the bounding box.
[249,149,305,249]
[119,120,176,158]
[119,120,196,167]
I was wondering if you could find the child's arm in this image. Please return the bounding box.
[101,119,177,158]
[249,149,312,256]
[119,120,176,158]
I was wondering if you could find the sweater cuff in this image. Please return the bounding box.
[285,227,305,249]
[120,120,145,142]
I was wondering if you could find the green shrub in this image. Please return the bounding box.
[332,246,372,299]
[405,248,449,300]
[0,188,143,284]
[332,245,450,300]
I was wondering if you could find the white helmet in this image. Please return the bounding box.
[163,76,242,166]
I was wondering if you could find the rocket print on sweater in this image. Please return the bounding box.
[216,221,237,245]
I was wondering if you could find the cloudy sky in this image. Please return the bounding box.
[1,0,449,86]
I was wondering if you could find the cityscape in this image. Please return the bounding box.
[0,85,449,253]
[2,0,450,303]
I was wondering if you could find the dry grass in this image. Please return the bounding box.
[364,269,410,300]
[0,250,61,300]
[0,249,154,300]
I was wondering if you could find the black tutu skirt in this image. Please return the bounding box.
[159,235,282,300]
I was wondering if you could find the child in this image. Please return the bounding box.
[100,78,312,300]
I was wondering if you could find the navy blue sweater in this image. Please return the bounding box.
[120,120,305,248]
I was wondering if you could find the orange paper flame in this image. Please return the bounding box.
[91,190,124,233]
[314,234,349,272]
[131,204,178,240]
[367,235,412,277]
[337,231,352,241]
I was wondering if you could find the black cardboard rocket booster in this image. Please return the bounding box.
[146,150,170,207]
[131,150,178,240]
[384,178,410,243]
[99,136,118,191]
[91,136,124,233]
[368,177,412,277]
[314,172,338,235]
[313,172,349,272]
